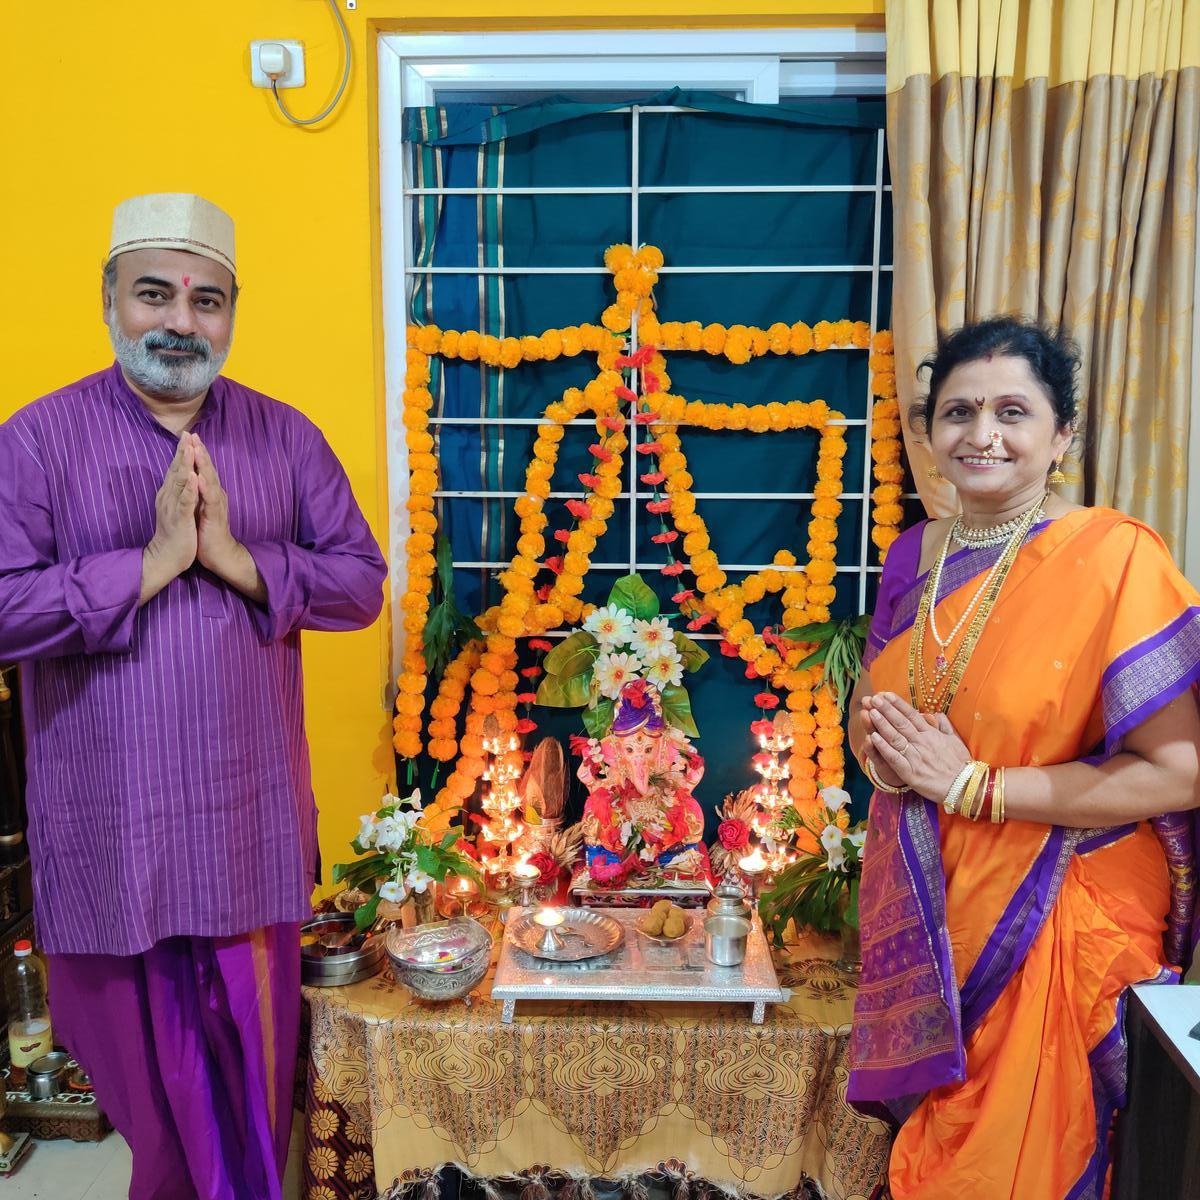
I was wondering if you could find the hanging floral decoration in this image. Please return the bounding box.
[397,243,901,837]
[868,330,904,561]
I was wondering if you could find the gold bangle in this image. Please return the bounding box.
[957,761,986,820]
[943,762,976,816]
[865,758,905,795]
[992,767,1006,824]
[966,762,991,821]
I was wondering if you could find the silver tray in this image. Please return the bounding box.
[493,907,789,1025]
[507,909,623,961]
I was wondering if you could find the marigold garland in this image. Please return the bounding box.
[392,347,439,759]
[868,330,904,561]
[397,240,898,833]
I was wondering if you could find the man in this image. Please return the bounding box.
[0,193,386,1198]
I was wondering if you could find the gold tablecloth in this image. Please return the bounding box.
[302,934,891,1200]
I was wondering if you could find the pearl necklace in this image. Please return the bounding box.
[952,503,1045,548]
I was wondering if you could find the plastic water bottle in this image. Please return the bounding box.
[6,941,52,1075]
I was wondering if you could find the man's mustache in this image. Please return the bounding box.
[142,330,212,359]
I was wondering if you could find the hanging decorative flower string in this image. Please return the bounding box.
[398,242,901,838]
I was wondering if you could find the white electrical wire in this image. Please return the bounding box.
[271,0,352,127]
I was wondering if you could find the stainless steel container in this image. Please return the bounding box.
[706,879,752,922]
[300,913,386,987]
[703,914,751,967]
[26,1052,69,1100]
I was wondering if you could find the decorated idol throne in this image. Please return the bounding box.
[576,680,710,890]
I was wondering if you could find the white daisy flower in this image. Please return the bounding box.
[630,616,674,660]
[644,653,683,689]
[378,880,405,902]
[594,651,644,699]
[820,786,852,812]
[584,605,635,646]
[404,867,435,894]
[820,823,843,852]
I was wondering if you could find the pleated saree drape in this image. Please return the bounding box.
[887,0,1200,556]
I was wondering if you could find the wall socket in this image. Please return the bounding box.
[249,40,306,90]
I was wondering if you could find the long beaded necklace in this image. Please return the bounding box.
[929,498,1046,660]
[909,493,1048,713]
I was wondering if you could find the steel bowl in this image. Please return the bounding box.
[300,913,386,987]
[385,918,492,1002]
[26,1051,69,1100]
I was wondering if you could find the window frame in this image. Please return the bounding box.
[378,29,889,679]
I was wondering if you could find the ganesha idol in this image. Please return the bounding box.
[576,680,710,885]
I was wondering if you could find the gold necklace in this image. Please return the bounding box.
[929,495,1046,662]
[909,493,1047,713]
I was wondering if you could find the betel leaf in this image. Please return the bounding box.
[536,672,592,708]
[660,683,699,737]
[672,631,710,672]
[354,890,382,932]
[781,620,839,643]
[582,698,615,738]
[607,573,660,620]
[543,630,600,678]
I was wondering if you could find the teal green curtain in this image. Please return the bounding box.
[404,91,893,823]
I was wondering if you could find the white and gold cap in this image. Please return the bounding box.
[107,193,236,277]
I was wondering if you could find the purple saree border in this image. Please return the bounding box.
[959,828,1071,1037]
[847,796,966,1116]
[1101,606,1200,752]
[1099,605,1200,965]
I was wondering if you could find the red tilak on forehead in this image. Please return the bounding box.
[182,275,191,287]
[974,397,985,409]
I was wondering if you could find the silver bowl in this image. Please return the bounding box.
[300,913,386,987]
[385,918,492,1003]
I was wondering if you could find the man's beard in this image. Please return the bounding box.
[107,316,230,401]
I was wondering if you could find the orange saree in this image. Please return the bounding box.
[848,508,1200,1200]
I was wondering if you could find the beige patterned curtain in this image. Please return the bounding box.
[887,0,1200,556]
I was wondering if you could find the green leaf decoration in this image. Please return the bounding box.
[582,698,615,738]
[536,672,592,708]
[608,573,660,620]
[795,646,829,670]
[421,536,483,681]
[781,620,839,643]
[672,631,710,672]
[659,683,699,737]
[543,630,600,678]
[354,890,382,932]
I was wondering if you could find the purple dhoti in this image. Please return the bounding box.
[49,922,300,1200]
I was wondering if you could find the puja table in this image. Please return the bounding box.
[301,931,892,1200]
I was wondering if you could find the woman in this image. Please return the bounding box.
[846,317,1200,1199]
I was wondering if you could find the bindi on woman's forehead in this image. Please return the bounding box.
[182,275,191,288]
[974,396,985,409]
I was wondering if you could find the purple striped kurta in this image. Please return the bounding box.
[0,363,387,956]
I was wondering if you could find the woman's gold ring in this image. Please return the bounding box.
[897,737,910,753]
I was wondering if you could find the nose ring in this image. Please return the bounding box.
[982,430,1004,458]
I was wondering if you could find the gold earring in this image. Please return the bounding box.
[926,464,943,481]
[1048,457,1067,485]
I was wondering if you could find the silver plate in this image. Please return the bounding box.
[508,909,624,961]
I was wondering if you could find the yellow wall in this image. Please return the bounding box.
[0,1,882,894]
